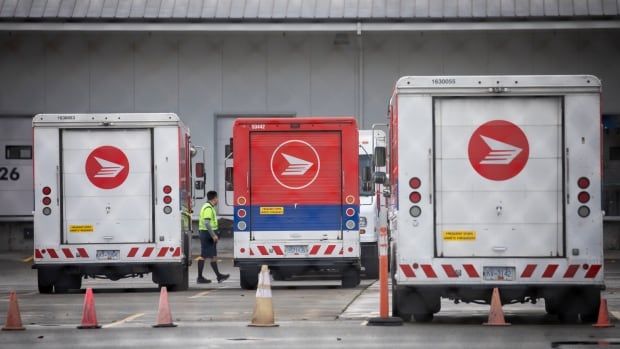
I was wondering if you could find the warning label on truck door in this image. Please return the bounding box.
[443,231,476,241]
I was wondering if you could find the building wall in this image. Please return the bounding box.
[0,29,619,250]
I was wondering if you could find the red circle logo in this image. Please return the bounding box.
[468,120,529,181]
[270,140,320,190]
[85,146,130,189]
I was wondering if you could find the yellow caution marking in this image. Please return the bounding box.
[189,291,211,299]
[69,224,94,233]
[443,231,476,241]
[259,207,284,215]
[22,255,34,263]
[102,313,145,328]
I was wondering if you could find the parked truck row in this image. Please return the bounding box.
[29,75,605,324]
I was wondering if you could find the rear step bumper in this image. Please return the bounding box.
[234,257,360,269]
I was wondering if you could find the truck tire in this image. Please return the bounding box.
[240,267,259,290]
[391,286,411,322]
[363,255,379,279]
[54,273,82,294]
[341,268,361,288]
[413,312,434,323]
[168,266,189,292]
[37,269,55,294]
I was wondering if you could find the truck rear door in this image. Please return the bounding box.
[61,129,153,244]
[434,97,564,257]
[249,131,342,241]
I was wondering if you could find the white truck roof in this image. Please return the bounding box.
[33,113,183,127]
[395,75,601,93]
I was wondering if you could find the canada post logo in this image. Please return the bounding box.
[468,120,529,181]
[85,146,130,189]
[270,140,320,190]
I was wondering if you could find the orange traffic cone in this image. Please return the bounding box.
[483,288,511,326]
[2,291,25,331]
[77,288,101,329]
[153,286,176,328]
[249,265,278,327]
[593,297,614,328]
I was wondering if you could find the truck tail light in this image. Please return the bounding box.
[409,177,421,189]
[163,196,172,204]
[577,177,591,218]
[409,192,421,203]
[577,177,590,189]
[237,208,247,218]
[42,197,51,205]
[163,185,172,194]
[410,206,421,217]
[163,206,172,214]
[578,191,590,203]
[578,206,590,217]
[42,186,51,195]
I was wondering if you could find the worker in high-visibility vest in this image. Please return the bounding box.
[197,191,230,284]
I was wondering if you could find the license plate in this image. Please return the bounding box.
[285,245,308,256]
[483,266,516,281]
[96,250,120,261]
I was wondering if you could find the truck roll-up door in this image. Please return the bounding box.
[61,129,154,244]
[434,97,564,258]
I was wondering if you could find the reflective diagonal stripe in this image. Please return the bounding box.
[421,265,437,278]
[585,264,602,279]
[272,245,284,256]
[400,264,415,278]
[442,264,458,278]
[563,265,579,278]
[463,264,479,278]
[127,247,139,258]
[142,247,154,257]
[521,264,537,278]
[47,249,59,258]
[542,264,559,278]
[77,248,89,258]
[62,248,74,258]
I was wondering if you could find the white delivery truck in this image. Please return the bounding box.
[384,76,604,323]
[358,129,387,278]
[33,113,205,293]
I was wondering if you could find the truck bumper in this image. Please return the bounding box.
[234,257,360,269]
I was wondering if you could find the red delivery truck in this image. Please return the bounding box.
[231,117,361,289]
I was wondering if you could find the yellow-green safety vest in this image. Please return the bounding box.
[199,202,218,231]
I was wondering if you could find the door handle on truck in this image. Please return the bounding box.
[428,148,433,204]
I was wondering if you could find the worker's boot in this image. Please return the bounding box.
[211,261,230,283]
[197,259,212,284]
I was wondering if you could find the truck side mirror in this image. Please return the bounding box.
[195,163,205,179]
[374,171,386,184]
[362,167,372,182]
[225,167,233,191]
[374,146,386,167]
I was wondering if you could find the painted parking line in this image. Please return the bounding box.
[189,290,212,299]
[0,291,37,301]
[102,313,145,328]
[22,255,33,263]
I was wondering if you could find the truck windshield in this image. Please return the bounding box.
[359,154,373,196]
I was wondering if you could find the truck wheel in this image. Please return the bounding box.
[413,312,434,323]
[391,286,411,322]
[341,268,360,288]
[363,255,379,279]
[55,273,82,294]
[240,267,259,290]
[37,269,55,294]
[168,266,189,292]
